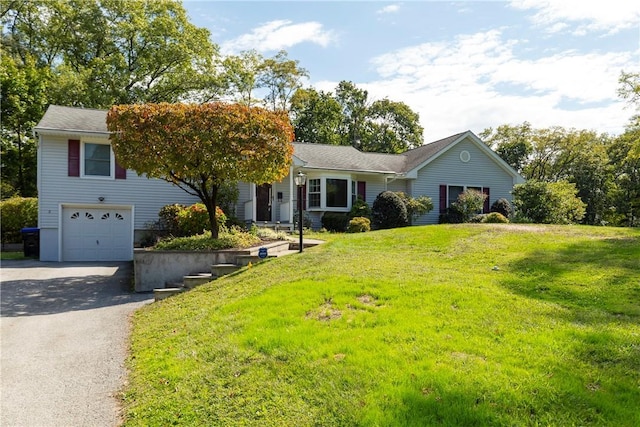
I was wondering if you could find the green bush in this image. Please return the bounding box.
[491,198,513,218]
[349,198,371,219]
[322,212,350,232]
[513,180,586,224]
[395,192,433,224]
[158,204,184,236]
[153,229,260,251]
[1,197,38,243]
[452,189,487,222]
[372,191,408,229]
[438,205,465,224]
[159,203,227,237]
[346,216,371,233]
[482,212,509,223]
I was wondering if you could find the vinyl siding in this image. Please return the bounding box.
[38,134,199,259]
[411,138,517,225]
[386,178,407,194]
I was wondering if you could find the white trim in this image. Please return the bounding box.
[304,172,353,212]
[81,140,115,180]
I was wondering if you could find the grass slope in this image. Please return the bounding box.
[124,225,640,426]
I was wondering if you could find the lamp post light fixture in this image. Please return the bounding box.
[294,171,306,253]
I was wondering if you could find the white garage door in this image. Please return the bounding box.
[62,207,133,261]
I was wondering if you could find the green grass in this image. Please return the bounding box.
[0,251,29,260]
[124,224,640,426]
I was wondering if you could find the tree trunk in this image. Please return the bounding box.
[202,185,219,239]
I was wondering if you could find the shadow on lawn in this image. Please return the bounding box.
[500,236,640,323]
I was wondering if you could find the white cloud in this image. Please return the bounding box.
[221,20,336,54]
[360,30,633,140]
[377,4,400,14]
[510,0,640,35]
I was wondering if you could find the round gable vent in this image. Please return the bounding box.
[460,150,471,163]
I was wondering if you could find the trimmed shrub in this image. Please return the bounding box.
[483,212,509,223]
[322,212,350,232]
[347,216,371,233]
[1,197,38,243]
[491,198,513,218]
[349,198,371,219]
[372,191,408,229]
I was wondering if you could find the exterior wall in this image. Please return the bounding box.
[236,182,252,222]
[38,133,199,261]
[411,138,517,225]
[385,178,408,194]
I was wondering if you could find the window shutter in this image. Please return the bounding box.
[68,139,80,177]
[483,187,490,213]
[439,185,447,213]
[357,181,366,201]
[115,161,126,179]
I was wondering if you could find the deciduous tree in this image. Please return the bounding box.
[107,103,294,238]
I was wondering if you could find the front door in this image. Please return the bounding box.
[256,184,272,222]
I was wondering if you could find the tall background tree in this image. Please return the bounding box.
[290,81,424,153]
[106,103,295,238]
[1,0,220,197]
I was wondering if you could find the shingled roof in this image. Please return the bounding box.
[35,105,469,175]
[35,105,110,134]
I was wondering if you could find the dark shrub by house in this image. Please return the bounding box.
[157,203,227,237]
[395,192,433,224]
[349,198,371,219]
[491,198,513,218]
[347,216,371,233]
[439,205,465,224]
[322,212,350,232]
[372,191,408,229]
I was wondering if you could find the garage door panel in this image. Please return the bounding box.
[62,207,132,261]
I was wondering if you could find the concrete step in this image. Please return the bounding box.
[154,287,186,301]
[183,274,213,289]
[211,263,241,278]
[248,240,291,256]
[288,241,321,251]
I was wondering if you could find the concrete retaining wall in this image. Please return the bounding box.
[133,241,290,292]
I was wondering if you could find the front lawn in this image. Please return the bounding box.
[124,224,640,426]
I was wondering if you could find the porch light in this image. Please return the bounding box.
[295,171,306,253]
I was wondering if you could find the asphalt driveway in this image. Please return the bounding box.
[0,260,153,427]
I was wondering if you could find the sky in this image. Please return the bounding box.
[183,1,640,141]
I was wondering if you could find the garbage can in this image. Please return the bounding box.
[21,227,40,258]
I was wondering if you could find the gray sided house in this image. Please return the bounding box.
[34,105,524,262]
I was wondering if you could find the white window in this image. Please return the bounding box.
[82,141,113,178]
[308,178,321,208]
[306,177,352,211]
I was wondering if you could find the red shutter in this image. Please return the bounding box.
[439,185,447,213]
[115,161,126,179]
[68,139,80,177]
[483,187,490,213]
[357,181,366,201]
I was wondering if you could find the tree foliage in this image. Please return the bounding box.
[513,180,586,224]
[106,103,294,237]
[291,81,423,153]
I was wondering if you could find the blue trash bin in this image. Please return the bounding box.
[21,227,39,258]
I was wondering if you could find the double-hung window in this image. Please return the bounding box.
[84,142,112,177]
[308,178,321,208]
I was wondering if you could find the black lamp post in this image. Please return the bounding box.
[294,171,306,253]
